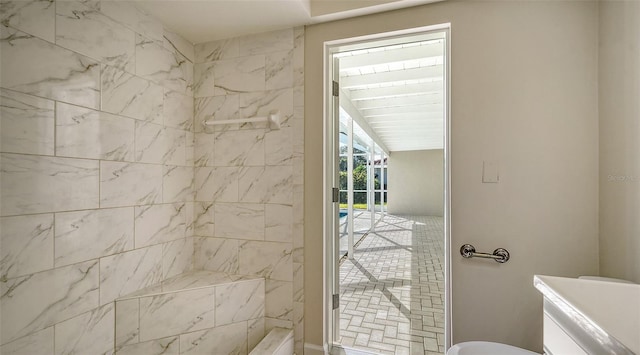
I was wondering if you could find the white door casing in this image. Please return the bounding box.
[322,24,452,352]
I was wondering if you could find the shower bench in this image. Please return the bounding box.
[113,270,266,354]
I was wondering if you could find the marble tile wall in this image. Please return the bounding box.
[114,273,265,354]
[0,1,195,353]
[1,1,305,353]
[192,27,305,354]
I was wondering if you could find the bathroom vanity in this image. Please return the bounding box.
[534,275,639,355]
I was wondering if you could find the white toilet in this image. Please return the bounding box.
[447,276,635,355]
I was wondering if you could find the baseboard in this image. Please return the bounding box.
[303,342,326,355]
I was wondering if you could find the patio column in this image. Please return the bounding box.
[347,117,354,259]
[381,152,385,217]
[370,138,375,230]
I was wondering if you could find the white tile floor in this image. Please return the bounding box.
[339,210,384,257]
[339,215,445,355]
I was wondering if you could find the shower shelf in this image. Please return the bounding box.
[202,110,281,130]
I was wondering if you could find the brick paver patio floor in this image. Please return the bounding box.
[339,215,445,355]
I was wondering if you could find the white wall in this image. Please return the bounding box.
[598,0,640,284]
[305,1,599,352]
[388,150,443,216]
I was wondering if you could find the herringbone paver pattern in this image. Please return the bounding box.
[339,215,445,355]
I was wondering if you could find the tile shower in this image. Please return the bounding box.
[0,1,304,354]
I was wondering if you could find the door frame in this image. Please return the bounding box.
[322,23,453,353]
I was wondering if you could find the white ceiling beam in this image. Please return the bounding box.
[388,139,442,144]
[339,90,390,155]
[380,130,443,134]
[378,136,443,140]
[361,106,442,118]
[339,44,443,71]
[384,143,442,147]
[363,112,444,122]
[384,138,443,142]
[379,136,443,141]
[375,130,443,134]
[378,129,444,133]
[372,128,443,134]
[367,114,442,126]
[341,65,443,89]
[389,147,442,151]
[375,128,443,132]
[387,144,443,149]
[349,84,443,100]
[386,141,442,144]
[385,145,440,150]
[381,130,442,136]
[378,137,442,141]
[383,137,443,140]
[390,146,444,152]
[356,95,442,110]
[385,140,442,143]
[369,121,442,127]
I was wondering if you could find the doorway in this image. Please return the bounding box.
[323,25,451,354]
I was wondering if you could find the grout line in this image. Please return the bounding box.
[52,212,56,272]
[97,157,101,209]
[53,0,57,44]
[0,151,191,168]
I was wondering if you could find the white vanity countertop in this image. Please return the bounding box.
[534,275,640,354]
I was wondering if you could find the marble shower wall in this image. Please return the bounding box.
[0,1,195,353]
[192,28,305,354]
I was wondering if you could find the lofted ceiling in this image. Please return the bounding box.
[337,34,445,152]
[134,0,443,44]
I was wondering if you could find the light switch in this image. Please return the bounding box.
[482,161,499,183]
